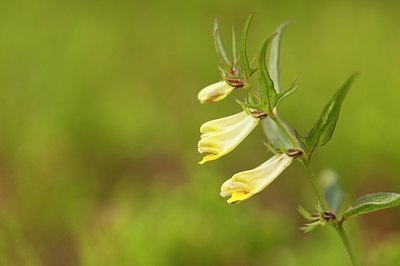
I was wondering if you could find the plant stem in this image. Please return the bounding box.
[264,114,357,265]
[300,160,329,210]
[268,116,328,209]
[302,161,357,266]
[336,224,357,266]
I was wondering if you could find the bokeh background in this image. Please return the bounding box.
[0,0,400,265]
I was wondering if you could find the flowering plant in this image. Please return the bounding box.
[197,14,400,265]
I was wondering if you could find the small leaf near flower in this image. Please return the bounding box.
[343,192,400,219]
[239,13,255,86]
[304,73,358,155]
[258,34,277,114]
[268,21,291,93]
[275,79,298,106]
[214,19,230,69]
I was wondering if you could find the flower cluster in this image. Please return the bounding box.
[194,14,390,266]
[197,15,302,203]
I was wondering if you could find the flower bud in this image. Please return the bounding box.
[198,81,235,104]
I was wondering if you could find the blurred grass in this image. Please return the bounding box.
[0,0,399,265]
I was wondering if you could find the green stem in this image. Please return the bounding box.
[300,160,329,210]
[266,113,357,265]
[335,224,357,266]
[264,113,357,265]
[302,161,357,266]
[267,115,328,210]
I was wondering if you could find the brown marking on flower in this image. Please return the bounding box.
[250,110,268,120]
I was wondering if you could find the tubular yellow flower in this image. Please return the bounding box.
[220,153,293,203]
[198,111,259,164]
[198,81,235,104]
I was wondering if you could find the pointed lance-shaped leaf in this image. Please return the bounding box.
[214,19,230,69]
[275,78,298,106]
[305,74,358,153]
[268,21,291,93]
[343,192,400,220]
[258,34,277,113]
[239,13,255,83]
[232,26,238,66]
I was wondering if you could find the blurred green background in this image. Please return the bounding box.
[0,0,399,265]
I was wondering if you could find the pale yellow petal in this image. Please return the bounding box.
[198,111,259,164]
[198,81,235,104]
[221,153,293,203]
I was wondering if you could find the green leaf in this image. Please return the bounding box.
[275,79,297,105]
[239,13,254,83]
[343,192,400,219]
[268,21,290,93]
[214,19,230,68]
[295,130,307,146]
[235,98,261,113]
[305,74,358,153]
[258,34,277,113]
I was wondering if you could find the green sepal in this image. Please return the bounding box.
[301,220,327,233]
[295,130,307,147]
[235,98,262,114]
[304,74,358,154]
[315,202,324,214]
[214,19,230,69]
[298,203,337,233]
[258,34,277,113]
[297,205,313,221]
[239,13,255,85]
[262,141,279,155]
[268,21,290,93]
[343,192,400,220]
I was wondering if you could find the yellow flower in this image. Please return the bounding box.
[220,153,293,203]
[198,81,235,104]
[198,111,259,164]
